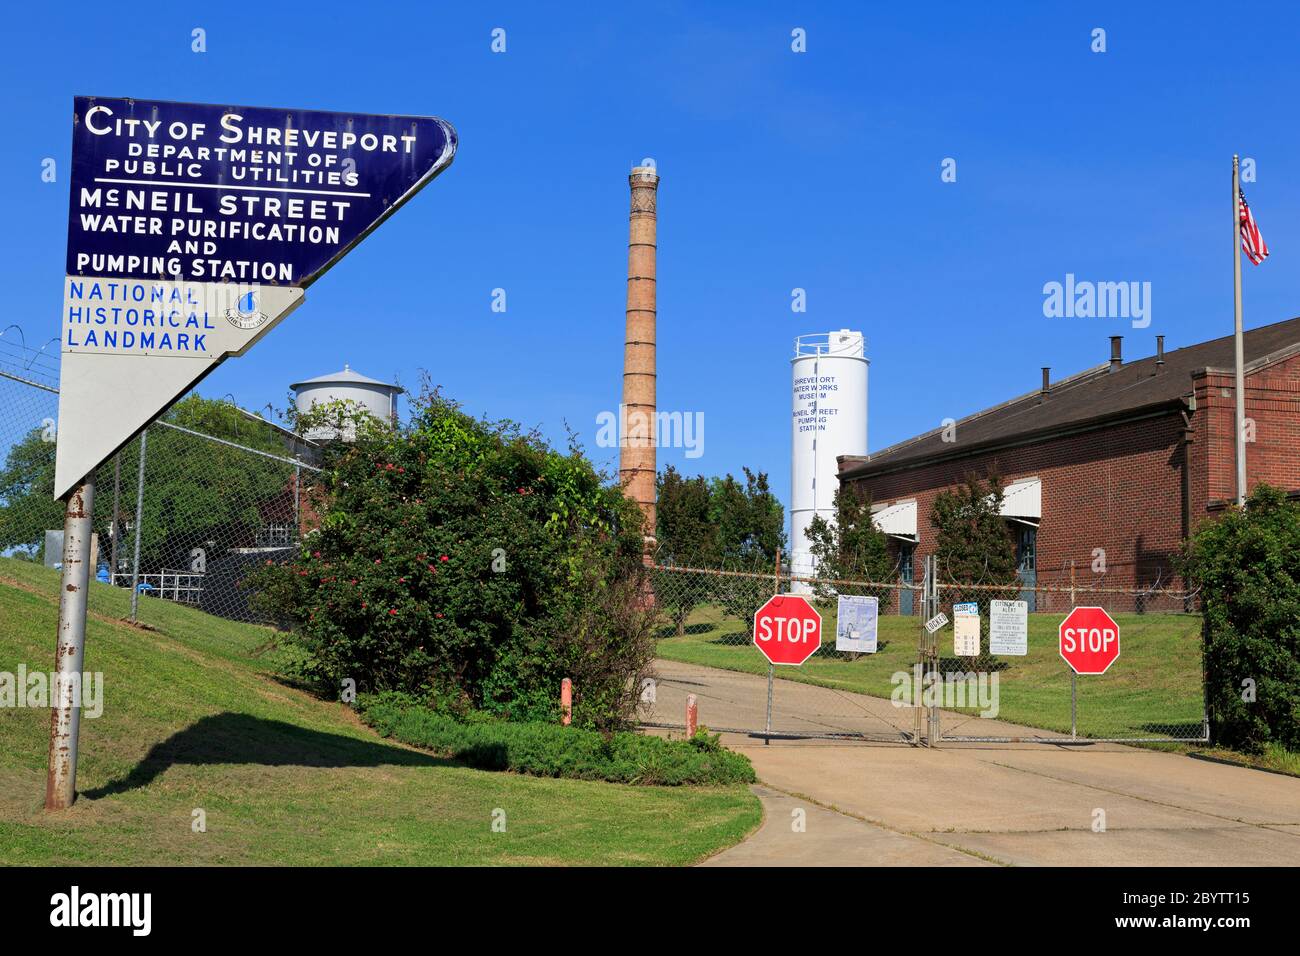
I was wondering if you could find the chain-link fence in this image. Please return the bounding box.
[1,332,321,625]
[1,326,1209,742]
[648,564,925,743]
[644,562,1207,745]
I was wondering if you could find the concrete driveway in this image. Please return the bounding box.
[647,660,1300,867]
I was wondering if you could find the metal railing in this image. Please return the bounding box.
[112,570,205,604]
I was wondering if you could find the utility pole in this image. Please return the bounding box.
[129,429,148,623]
[108,452,122,583]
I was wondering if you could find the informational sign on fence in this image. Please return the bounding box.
[953,602,980,656]
[43,530,99,570]
[835,594,878,653]
[989,599,1028,656]
[54,95,457,498]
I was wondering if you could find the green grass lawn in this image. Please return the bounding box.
[0,558,759,865]
[1195,744,1300,777]
[657,603,1207,740]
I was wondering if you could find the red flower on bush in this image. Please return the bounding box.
[388,608,397,616]
[439,555,449,562]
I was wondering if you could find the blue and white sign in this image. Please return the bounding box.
[54,96,456,497]
[65,96,456,286]
[835,594,878,653]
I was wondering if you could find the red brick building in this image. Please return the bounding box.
[837,318,1300,607]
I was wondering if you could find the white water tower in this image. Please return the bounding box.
[790,330,868,590]
[290,365,402,441]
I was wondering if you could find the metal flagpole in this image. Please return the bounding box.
[1232,154,1247,507]
[44,475,96,810]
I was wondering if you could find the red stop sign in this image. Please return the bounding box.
[753,594,822,666]
[1059,606,1121,675]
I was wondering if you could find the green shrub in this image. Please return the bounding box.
[358,692,756,786]
[1182,484,1300,753]
[249,391,656,730]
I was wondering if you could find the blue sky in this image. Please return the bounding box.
[4,1,1299,526]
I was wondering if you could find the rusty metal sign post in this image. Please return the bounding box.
[44,478,95,809]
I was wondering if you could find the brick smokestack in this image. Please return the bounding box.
[620,165,659,555]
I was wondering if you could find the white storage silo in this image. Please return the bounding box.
[790,331,868,591]
[290,365,402,441]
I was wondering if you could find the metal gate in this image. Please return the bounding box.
[644,562,1208,747]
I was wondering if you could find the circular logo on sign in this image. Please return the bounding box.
[225,290,269,330]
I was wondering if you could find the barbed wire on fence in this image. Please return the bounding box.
[650,561,1197,600]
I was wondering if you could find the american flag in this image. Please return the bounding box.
[1239,191,1269,265]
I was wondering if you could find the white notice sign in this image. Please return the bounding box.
[836,595,878,653]
[953,602,980,657]
[989,599,1028,656]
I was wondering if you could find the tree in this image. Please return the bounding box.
[248,390,656,730]
[0,420,64,561]
[0,393,292,572]
[655,465,720,636]
[710,468,786,633]
[930,471,1020,657]
[805,484,895,612]
[1181,484,1300,753]
[711,467,785,567]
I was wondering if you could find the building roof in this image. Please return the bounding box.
[289,364,402,392]
[840,316,1300,479]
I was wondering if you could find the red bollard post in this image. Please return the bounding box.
[561,678,572,726]
[686,693,698,738]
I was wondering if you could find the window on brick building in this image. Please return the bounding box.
[898,543,915,616]
[1014,524,1036,573]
